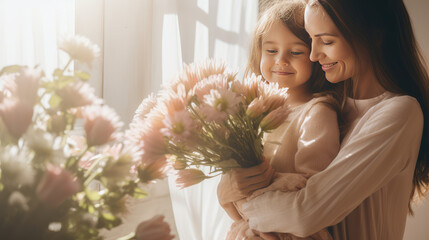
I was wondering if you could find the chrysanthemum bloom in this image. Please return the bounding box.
[260,105,290,131]
[246,97,268,119]
[132,93,158,122]
[169,59,228,93]
[82,105,123,147]
[175,168,207,189]
[161,110,198,143]
[59,35,100,66]
[36,164,80,207]
[138,156,170,183]
[0,147,35,187]
[13,67,41,105]
[24,127,64,164]
[56,81,101,109]
[102,146,137,179]
[135,215,174,240]
[263,94,288,112]
[199,88,242,123]
[0,98,34,138]
[231,74,262,103]
[140,129,168,165]
[158,84,190,116]
[192,74,229,102]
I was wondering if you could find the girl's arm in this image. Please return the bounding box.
[241,96,424,237]
[217,158,275,221]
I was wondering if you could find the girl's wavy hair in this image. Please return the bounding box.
[246,0,344,130]
[310,0,429,214]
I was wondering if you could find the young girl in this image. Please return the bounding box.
[217,1,342,239]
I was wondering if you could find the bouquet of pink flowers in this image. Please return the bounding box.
[128,60,289,188]
[0,36,171,240]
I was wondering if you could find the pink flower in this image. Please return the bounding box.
[161,110,198,143]
[0,98,34,138]
[260,105,290,131]
[199,88,242,123]
[169,59,228,92]
[158,85,190,116]
[246,97,268,118]
[175,168,207,189]
[231,74,262,103]
[138,157,170,183]
[56,81,102,109]
[132,93,158,122]
[12,67,41,105]
[82,105,123,147]
[135,215,174,240]
[36,164,80,207]
[192,74,229,102]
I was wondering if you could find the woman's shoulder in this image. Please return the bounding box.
[372,93,423,125]
[379,93,422,115]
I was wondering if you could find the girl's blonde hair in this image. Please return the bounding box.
[246,0,344,129]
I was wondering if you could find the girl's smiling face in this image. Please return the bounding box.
[260,20,312,91]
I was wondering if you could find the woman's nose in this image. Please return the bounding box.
[309,41,321,62]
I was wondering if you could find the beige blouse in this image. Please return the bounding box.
[263,96,340,175]
[242,92,424,240]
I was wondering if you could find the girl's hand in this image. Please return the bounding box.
[229,158,275,197]
[247,173,308,200]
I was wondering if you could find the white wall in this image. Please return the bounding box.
[403,0,429,239]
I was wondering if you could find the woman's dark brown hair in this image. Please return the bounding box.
[313,0,429,213]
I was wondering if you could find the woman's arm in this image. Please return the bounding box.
[241,96,424,236]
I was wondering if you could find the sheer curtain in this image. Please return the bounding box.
[152,0,259,239]
[0,0,75,74]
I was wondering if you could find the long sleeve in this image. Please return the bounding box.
[241,95,423,237]
[294,103,340,175]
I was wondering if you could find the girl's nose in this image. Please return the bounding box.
[277,54,290,66]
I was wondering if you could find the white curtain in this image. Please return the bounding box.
[0,0,75,75]
[153,0,259,239]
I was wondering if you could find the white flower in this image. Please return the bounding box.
[24,127,64,164]
[59,35,100,66]
[0,146,35,187]
[8,191,29,211]
[199,88,242,123]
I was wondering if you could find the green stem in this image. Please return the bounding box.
[62,58,73,72]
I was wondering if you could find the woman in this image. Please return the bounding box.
[218,0,429,239]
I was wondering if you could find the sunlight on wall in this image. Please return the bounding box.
[194,21,209,61]
[0,0,75,74]
[162,14,183,84]
[197,0,209,14]
[216,0,242,33]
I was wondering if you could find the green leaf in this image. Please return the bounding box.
[75,71,91,81]
[49,93,62,109]
[0,65,24,76]
[132,187,147,199]
[86,189,102,201]
[53,68,64,77]
[57,76,76,88]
